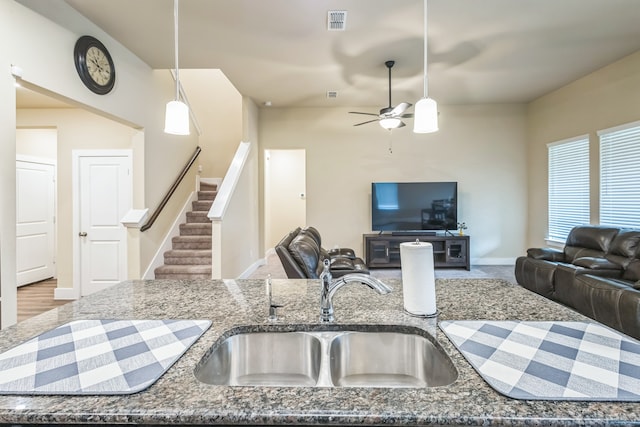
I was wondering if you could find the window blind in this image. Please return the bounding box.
[547,136,590,241]
[599,121,640,229]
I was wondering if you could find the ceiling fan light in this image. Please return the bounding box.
[380,117,403,130]
[413,97,438,133]
[164,100,190,135]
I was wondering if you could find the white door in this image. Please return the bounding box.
[264,149,306,249]
[16,158,56,286]
[77,154,131,296]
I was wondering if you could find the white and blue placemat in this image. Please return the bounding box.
[0,319,211,395]
[440,320,640,401]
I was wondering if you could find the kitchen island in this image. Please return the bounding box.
[0,277,638,426]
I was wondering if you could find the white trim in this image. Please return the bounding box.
[236,257,267,279]
[208,142,251,221]
[15,154,57,166]
[72,149,132,297]
[54,287,78,300]
[471,257,517,265]
[142,191,197,279]
[546,133,589,148]
[597,119,640,136]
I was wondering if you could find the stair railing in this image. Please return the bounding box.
[140,146,201,232]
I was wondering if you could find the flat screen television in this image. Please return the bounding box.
[371,182,458,232]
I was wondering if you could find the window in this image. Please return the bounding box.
[547,136,590,242]
[599,121,640,229]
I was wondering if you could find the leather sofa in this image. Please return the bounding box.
[515,225,640,340]
[275,226,369,279]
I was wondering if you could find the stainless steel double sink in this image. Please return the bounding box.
[194,324,458,388]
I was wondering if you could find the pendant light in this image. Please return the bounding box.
[413,0,438,133]
[164,0,190,135]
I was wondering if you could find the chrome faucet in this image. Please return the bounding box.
[319,259,392,322]
[266,275,283,322]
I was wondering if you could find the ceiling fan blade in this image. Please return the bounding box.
[353,119,380,126]
[400,113,414,118]
[349,111,380,116]
[397,121,406,128]
[391,102,412,116]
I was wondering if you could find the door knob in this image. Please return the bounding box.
[79,232,87,237]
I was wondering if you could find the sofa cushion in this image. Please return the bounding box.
[564,226,619,262]
[623,259,640,282]
[573,257,622,270]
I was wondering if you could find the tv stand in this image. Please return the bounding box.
[364,233,470,270]
[391,230,436,236]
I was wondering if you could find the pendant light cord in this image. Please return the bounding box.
[174,0,180,101]
[423,0,428,99]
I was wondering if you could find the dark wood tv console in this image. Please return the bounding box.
[363,233,470,270]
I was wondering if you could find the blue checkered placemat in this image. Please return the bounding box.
[0,319,211,395]
[440,320,640,401]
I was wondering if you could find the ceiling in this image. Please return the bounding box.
[17,0,640,110]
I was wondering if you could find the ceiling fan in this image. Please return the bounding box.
[350,60,413,129]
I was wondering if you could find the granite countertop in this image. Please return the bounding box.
[0,277,638,426]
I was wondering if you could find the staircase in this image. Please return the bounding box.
[154,182,217,279]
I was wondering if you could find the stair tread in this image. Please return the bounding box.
[165,249,212,256]
[155,265,212,273]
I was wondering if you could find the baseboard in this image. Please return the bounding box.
[237,256,267,279]
[54,287,78,300]
[471,257,517,265]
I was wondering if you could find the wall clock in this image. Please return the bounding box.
[73,35,116,95]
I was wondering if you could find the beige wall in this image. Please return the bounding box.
[259,104,528,263]
[1,1,199,327]
[17,108,139,289]
[180,70,244,179]
[16,129,57,160]
[527,50,640,248]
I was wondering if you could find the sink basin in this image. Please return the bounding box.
[195,325,457,388]
[194,332,322,386]
[329,331,458,387]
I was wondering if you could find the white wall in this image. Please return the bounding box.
[0,1,199,328]
[527,50,640,249]
[259,104,528,264]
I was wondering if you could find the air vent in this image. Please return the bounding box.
[326,91,338,99]
[327,11,347,31]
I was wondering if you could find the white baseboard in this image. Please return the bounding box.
[237,257,267,279]
[54,287,78,300]
[471,257,517,265]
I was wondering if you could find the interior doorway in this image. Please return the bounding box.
[16,155,56,286]
[73,150,132,297]
[264,149,306,250]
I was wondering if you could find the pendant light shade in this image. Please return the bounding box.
[413,0,438,134]
[164,100,190,135]
[164,0,190,135]
[413,96,438,133]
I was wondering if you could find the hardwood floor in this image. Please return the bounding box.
[17,279,68,322]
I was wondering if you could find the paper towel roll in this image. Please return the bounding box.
[400,241,437,316]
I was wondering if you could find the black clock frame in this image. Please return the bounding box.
[73,35,116,95]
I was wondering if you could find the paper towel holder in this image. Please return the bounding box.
[404,308,440,318]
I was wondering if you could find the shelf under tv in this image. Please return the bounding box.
[364,233,470,270]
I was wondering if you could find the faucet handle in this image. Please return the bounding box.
[320,258,332,283]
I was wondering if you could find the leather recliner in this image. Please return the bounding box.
[275,227,369,279]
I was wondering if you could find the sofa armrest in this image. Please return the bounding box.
[327,248,356,259]
[527,247,565,261]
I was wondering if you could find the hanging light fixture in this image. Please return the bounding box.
[413,0,438,133]
[164,0,190,135]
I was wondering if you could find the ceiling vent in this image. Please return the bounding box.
[326,91,338,99]
[327,11,347,31]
